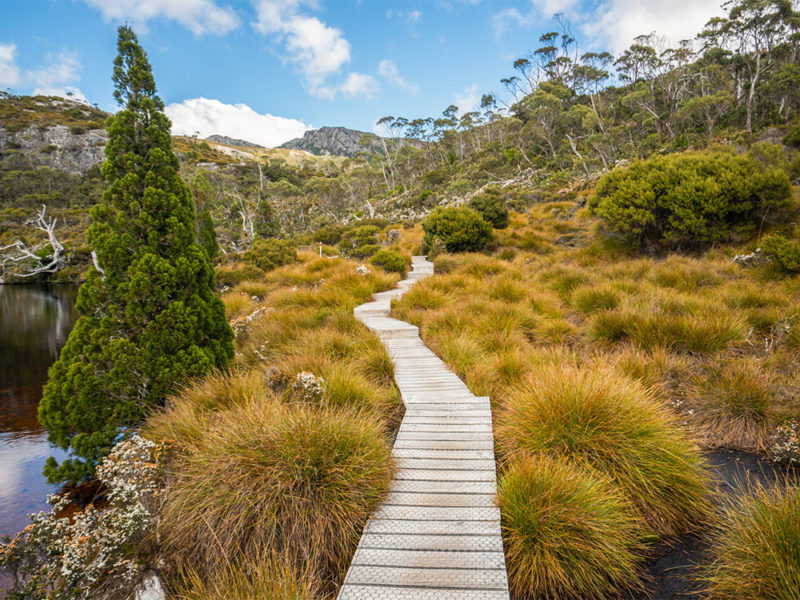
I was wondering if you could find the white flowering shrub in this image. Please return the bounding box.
[0,435,163,600]
[230,306,271,338]
[292,371,326,402]
[771,420,800,465]
[732,248,769,267]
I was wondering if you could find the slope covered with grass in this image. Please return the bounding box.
[143,253,403,597]
[392,185,800,598]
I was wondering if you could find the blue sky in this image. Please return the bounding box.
[0,0,725,147]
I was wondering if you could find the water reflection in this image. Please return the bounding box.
[0,284,78,538]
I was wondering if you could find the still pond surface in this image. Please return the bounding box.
[0,284,77,539]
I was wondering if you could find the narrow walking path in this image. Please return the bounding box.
[338,256,510,600]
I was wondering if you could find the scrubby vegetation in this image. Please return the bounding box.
[369,248,407,273]
[468,188,509,229]
[590,149,792,250]
[422,206,493,252]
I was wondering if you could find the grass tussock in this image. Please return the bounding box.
[498,456,644,600]
[496,364,713,537]
[705,484,800,600]
[687,357,778,452]
[175,551,319,600]
[158,398,392,587]
[144,369,271,451]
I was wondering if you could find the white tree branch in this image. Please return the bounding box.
[0,205,66,280]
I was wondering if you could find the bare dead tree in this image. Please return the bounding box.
[0,205,66,281]
[224,190,257,252]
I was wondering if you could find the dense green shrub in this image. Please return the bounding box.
[468,188,509,229]
[38,27,234,484]
[338,225,380,259]
[369,249,407,273]
[422,207,492,253]
[762,234,800,273]
[590,149,791,250]
[243,238,297,272]
[784,123,800,148]
[313,224,345,245]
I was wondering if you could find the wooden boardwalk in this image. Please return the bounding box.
[338,256,510,600]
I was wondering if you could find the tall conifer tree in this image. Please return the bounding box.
[39,26,234,484]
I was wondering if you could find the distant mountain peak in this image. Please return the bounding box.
[205,134,264,149]
[279,126,382,157]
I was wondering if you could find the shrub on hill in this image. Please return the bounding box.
[422,206,492,253]
[338,225,380,259]
[468,188,509,229]
[313,224,345,245]
[369,249,407,274]
[762,234,800,273]
[243,238,297,272]
[590,149,792,251]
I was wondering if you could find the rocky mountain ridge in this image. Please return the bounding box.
[0,124,108,174]
[204,134,264,148]
[279,126,383,157]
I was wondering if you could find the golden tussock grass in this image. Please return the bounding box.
[174,551,319,600]
[704,484,800,600]
[498,456,645,600]
[496,363,713,537]
[157,398,393,591]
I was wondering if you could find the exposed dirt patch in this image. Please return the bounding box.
[628,451,798,600]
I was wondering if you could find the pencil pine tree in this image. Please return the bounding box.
[39,26,234,484]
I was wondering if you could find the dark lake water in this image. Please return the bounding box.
[0,284,77,540]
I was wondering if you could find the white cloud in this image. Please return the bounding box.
[253,0,351,96]
[492,0,723,53]
[0,42,20,87]
[336,72,379,99]
[29,50,87,101]
[252,0,372,99]
[378,59,418,95]
[582,0,724,54]
[83,0,239,35]
[492,0,579,37]
[454,83,481,113]
[165,97,311,147]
